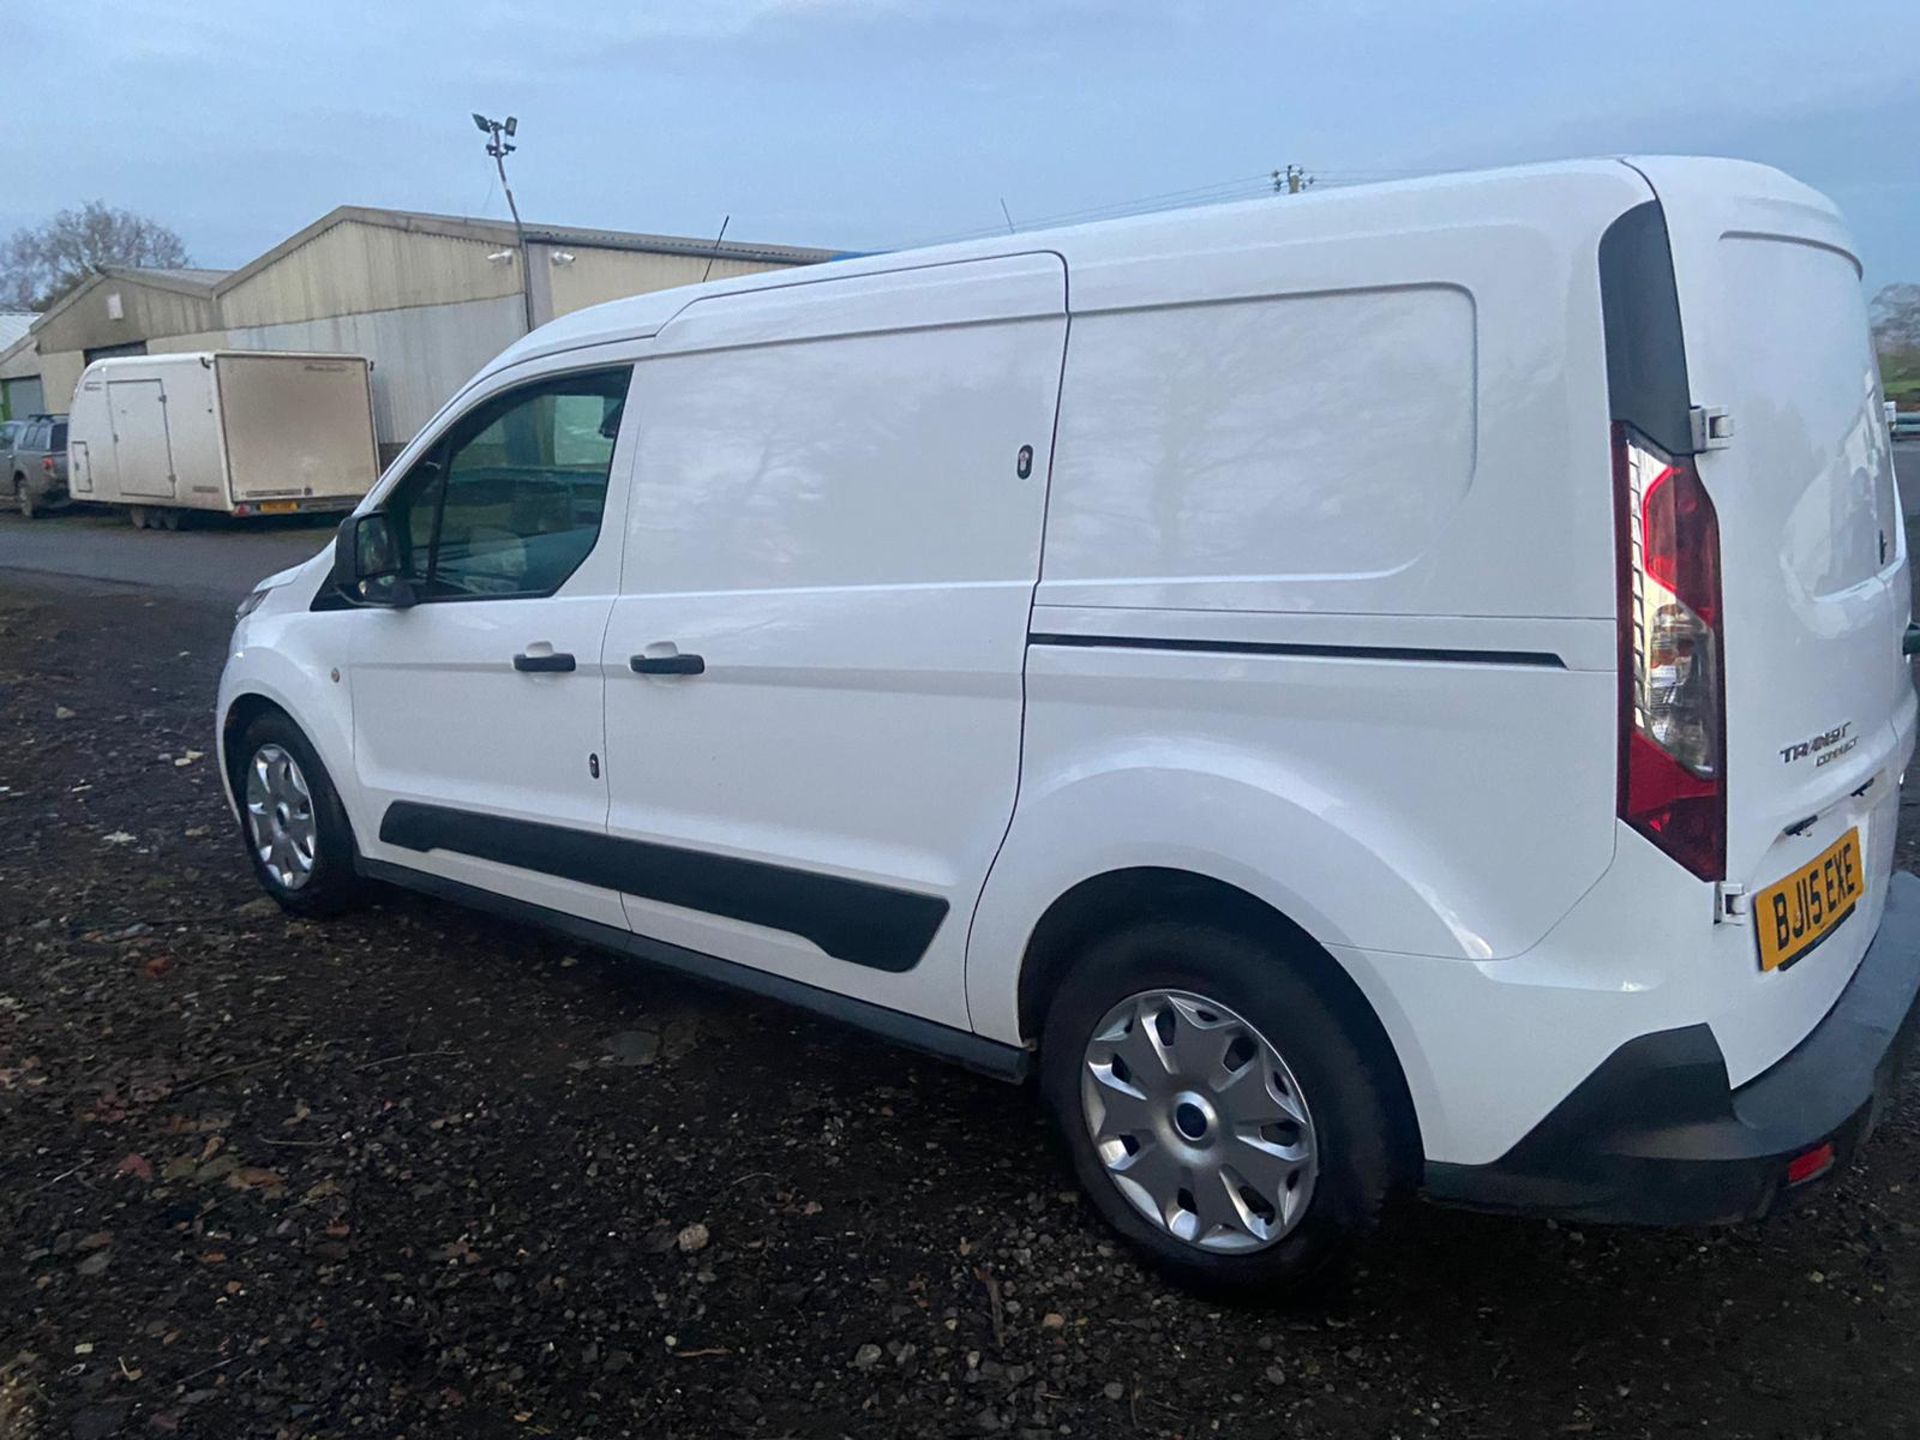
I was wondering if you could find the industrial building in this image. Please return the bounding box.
[0,311,44,418]
[0,207,835,457]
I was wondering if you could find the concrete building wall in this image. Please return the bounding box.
[221,219,522,328]
[34,276,220,357]
[228,293,526,459]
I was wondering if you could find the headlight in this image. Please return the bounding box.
[234,586,275,621]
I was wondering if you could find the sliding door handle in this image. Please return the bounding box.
[630,652,705,676]
[513,652,576,673]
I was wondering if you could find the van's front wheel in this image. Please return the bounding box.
[233,711,362,917]
[1040,920,1400,1296]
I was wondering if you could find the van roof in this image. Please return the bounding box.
[488,155,1835,379]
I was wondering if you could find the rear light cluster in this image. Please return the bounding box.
[1616,423,1725,880]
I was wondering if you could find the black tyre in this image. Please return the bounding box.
[1040,919,1403,1297]
[232,709,364,918]
[15,475,35,519]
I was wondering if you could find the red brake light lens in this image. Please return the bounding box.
[1617,423,1725,880]
[1785,1142,1835,1186]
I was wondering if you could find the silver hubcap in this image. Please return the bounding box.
[244,744,316,891]
[1081,989,1317,1252]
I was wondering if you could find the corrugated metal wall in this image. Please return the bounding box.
[39,352,84,413]
[536,246,794,321]
[34,278,220,356]
[226,294,525,457]
[149,330,234,355]
[221,220,522,328]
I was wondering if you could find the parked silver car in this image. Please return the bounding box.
[7,413,69,517]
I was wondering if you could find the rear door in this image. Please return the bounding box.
[108,379,177,499]
[599,254,1069,1031]
[217,354,379,502]
[1633,159,1912,1064]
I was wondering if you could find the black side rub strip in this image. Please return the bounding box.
[1027,633,1565,669]
[378,802,947,972]
[358,858,1027,1083]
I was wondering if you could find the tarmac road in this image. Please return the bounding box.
[0,505,334,600]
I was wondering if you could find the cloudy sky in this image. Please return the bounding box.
[7,0,1918,292]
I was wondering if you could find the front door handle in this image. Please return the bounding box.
[630,652,705,676]
[513,651,576,673]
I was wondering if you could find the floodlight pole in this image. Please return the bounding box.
[476,113,535,332]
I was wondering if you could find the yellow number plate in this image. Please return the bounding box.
[257,500,300,514]
[1756,827,1863,973]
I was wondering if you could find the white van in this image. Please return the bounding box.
[217,157,1920,1293]
[69,351,379,529]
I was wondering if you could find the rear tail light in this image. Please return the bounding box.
[1617,423,1725,880]
[41,456,53,472]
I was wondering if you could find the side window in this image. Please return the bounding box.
[378,367,630,601]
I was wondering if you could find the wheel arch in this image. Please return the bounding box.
[221,691,291,797]
[1014,865,1424,1178]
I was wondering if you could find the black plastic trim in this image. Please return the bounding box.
[1027,632,1565,669]
[378,801,948,973]
[1598,199,1696,458]
[630,652,705,676]
[513,652,577,673]
[357,857,1027,1082]
[1426,870,1920,1225]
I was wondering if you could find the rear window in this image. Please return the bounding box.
[50,422,66,447]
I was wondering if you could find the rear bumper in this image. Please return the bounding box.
[231,497,358,518]
[1425,869,1920,1225]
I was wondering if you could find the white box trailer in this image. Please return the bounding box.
[68,351,379,529]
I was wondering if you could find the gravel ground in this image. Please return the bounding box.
[5,571,1920,1440]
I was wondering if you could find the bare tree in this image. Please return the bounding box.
[0,201,191,310]
[1871,282,1920,360]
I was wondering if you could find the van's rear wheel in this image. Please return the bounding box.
[14,476,34,519]
[234,710,362,918]
[1040,920,1400,1296]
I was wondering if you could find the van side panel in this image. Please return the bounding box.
[1041,285,1476,593]
[600,254,1069,1031]
[1033,163,1653,621]
[970,165,1658,1159]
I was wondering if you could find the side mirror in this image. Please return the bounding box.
[338,512,416,608]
